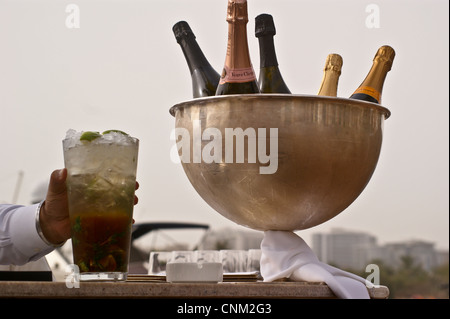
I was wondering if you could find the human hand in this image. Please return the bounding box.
[39,168,139,246]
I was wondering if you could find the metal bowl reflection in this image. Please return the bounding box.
[170,94,390,231]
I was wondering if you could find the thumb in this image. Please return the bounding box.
[41,168,70,244]
[47,168,67,197]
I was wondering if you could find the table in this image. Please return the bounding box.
[0,280,389,299]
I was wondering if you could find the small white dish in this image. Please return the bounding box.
[166,262,223,283]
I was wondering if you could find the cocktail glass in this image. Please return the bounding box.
[63,130,139,281]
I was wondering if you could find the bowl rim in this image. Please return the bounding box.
[169,93,391,119]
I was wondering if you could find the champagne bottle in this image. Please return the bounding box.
[349,45,395,104]
[215,0,260,95]
[173,21,220,98]
[317,53,343,97]
[255,13,291,94]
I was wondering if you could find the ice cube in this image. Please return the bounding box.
[101,131,136,146]
[65,129,76,139]
[63,129,137,150]
[63,129,83,150]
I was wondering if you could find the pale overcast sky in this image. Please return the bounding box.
[0,0,448,250]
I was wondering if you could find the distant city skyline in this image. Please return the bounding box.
[312,228,448,272]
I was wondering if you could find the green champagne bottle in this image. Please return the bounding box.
[255,13,291,93]
[350,45,395,104]
[215,0,260,95]
[173,21,220,98]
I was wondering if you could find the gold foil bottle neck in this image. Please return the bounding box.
[373,45,395,70]
[324,53,343,74]
[318,53,343,97]
[227,0,248,23]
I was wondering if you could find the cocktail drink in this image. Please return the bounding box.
[63,129,139,281]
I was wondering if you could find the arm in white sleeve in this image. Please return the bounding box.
[0,204,54,265]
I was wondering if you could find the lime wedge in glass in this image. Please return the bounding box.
[80,131,101,142]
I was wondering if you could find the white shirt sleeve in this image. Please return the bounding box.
[0,204,54,265]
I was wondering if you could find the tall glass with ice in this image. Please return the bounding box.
[63,129,139,281]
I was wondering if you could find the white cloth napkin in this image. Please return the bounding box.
[260,230,374,299]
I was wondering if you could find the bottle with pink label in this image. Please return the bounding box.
[215,0,260,95]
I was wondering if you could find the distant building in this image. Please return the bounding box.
[381,240,438,272]
[312,228,380,271]
[198,227,263,250]
[312,228,446,272]
[436,250,449,267]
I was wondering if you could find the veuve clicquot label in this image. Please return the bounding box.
[220,66,256,84]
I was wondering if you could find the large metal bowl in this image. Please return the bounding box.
[170,94,390,231]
